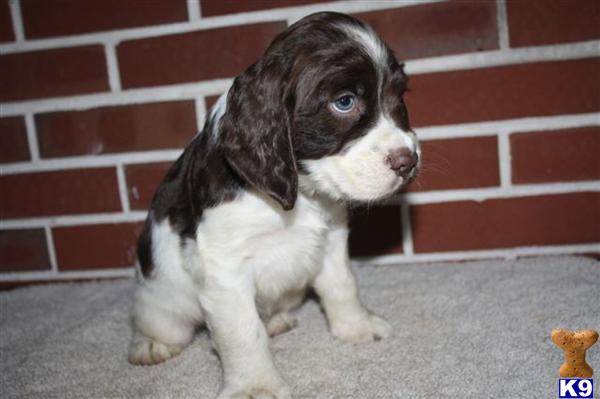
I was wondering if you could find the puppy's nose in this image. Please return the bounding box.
[386,148,418,176]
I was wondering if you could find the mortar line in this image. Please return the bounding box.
[400,200,415,256]
[23,113,40,161]
[8,0,25,42]
[186,0,201,21]
[116,163,131,213]
[497,130,512,188]
[496,0,510,50]
[44,225,59,273]
[104,43,122,92]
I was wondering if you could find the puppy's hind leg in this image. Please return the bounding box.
[267,312,298,337]
[265,290,304,337]
[129,279,203,365]
[129,221,204,366]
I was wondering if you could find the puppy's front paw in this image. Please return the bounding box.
[331,313,392,344]
[217,383,291,399]
[128,334,184,366]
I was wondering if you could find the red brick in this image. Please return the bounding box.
[406,58,600,127]
[0,168,121,219]
[511,126,600,184]
[0,229,51,272]
[507,0,600,47]
[356,1,498,60]
[117,22,286,89]
[21,0,187,39]
[349,205,403,257]
[411,192,600,253]
[0,45,109,102]
[0,0,14,42]
[0,117,30,163]
[125,162,171,210]
[407,136,500,192]
[53,222,142,270]
[200,0,331,16]
[36,101,196,158]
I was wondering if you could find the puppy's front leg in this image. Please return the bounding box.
[313,227,392,344]
[200,269,290,399]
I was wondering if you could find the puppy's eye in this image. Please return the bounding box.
[331,95,356,113]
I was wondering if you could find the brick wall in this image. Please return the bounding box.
[1,0,599,285]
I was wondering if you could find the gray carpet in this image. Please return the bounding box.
[1,256,599,398]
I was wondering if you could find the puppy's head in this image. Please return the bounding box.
[219,12,420,210]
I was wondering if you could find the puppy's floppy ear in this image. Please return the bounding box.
[220,61,298,210]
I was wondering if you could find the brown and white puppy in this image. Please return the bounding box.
[129,12,420,399]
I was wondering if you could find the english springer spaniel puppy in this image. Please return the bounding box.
[128,12,420,399]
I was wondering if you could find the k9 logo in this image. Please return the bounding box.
[558,379,594,398]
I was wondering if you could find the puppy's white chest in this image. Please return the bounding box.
[196,190,340,306]
[250,212,328,301]
[244,194,332,301]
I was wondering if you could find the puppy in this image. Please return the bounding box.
[128,12,420,399]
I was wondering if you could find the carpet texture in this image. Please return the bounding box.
[1,256,599,398]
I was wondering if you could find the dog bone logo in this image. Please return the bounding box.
[551,328,598,378]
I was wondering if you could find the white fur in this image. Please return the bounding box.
[130,188,390,397]
[338,22,388,70]
[301,116,420,201]
[129,219,204,365]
